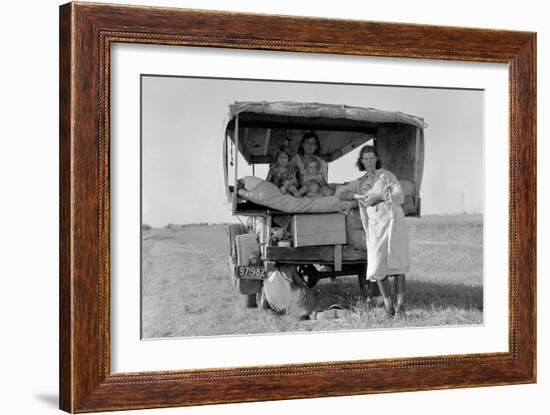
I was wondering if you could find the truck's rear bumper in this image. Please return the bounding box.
[264,245,367,264]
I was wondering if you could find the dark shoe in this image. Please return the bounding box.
[385,305,396,318]
[310,304,349,320]
[394,305,406,317]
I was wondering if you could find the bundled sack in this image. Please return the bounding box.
[237,176,356,213]
[261,265,350,320]
[262,265,317,319]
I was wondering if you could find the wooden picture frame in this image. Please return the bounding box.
[59,2,536,412]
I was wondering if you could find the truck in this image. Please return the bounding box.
[223,101,426,308]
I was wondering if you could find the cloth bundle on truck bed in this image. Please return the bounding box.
[237,176,357,213]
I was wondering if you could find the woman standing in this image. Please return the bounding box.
[339,145,410,317]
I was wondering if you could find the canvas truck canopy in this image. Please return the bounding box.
[225,101,426,163]
[224,101,427,216]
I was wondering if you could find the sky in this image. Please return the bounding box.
[141,76,483,227]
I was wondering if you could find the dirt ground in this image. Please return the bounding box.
[141,215,483,338]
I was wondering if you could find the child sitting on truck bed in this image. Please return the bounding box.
[266,149,300,197]
[299,157,335,197]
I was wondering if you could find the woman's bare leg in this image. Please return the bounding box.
[377,276,395,317]
[394,274,406,315]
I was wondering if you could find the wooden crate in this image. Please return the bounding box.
[291,214,346,247]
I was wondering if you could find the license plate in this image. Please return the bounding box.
[235,265,267,280]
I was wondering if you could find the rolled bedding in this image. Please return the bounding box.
[237,176,357,213]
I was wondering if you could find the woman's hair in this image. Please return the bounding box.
[273,148,291,164]
[298,131,321,156]
[356,145,382,171]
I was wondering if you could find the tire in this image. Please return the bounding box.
[235,234,260,265]
[235,234,263,298]
[257,290,270,310]
[227,223,246,284]
[227,223,248,256]
[228,224,249,284]
[245,294,257,308]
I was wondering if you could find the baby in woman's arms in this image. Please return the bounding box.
[299,157,335,197]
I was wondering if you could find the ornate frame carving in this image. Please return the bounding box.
[59,2,536,412]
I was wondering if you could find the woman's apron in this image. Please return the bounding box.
[357,173,409,280]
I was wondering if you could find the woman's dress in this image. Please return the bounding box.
[343,169,410,281]
[266,166,298,189]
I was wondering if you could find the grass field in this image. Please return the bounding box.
[141,214,483,338]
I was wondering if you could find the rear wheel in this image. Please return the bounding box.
[228,223,248,256]
[257,290,270,310]
[234,233,263,308]
[228,223,248,283]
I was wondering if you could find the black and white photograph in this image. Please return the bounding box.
[3,0,545,414]
[140,76,483,338]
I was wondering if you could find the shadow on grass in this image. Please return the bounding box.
[315,277,483,313]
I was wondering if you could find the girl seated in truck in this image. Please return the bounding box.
[266,149,301,197]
